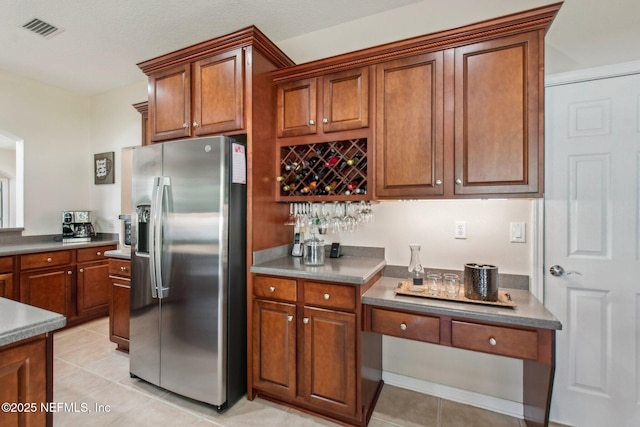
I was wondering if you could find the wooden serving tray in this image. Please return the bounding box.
[394,281,516,308]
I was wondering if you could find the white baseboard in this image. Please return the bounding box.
[382,371,524,420]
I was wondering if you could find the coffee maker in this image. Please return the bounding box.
[62,211,96,243]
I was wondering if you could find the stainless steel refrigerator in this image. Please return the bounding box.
[129,135,247,411]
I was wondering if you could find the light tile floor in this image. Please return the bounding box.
[53,317,564,426]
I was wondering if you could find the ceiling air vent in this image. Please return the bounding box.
[22,18,63,38]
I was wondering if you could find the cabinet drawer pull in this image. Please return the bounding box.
[489,337,497,346]
[287,315,293,322]
[400,323,407,331]
[323,293,330,300]
[47,257,53,262]
[120,266,127,271]
[269,286,276,293]
[303,317,309,324]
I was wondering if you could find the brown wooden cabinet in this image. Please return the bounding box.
[251,274,382,426]
[0,335,52,427]
[19,245,116,326]
[76,246,112,317]
[375,52,445,198]
[276,67,369,138]
[0,256,16,300]
[453,31,542,196]
[376,30,543,199]
[108,258,130,353]
[147,49,244,142]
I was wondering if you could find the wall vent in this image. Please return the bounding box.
[22,18,64,38]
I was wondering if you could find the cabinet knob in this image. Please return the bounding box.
[182,123,188,129]
[79,268,84,273]
[67,270,73,275]
[303,317,309,324]
[322,118,328,124]
[435,179,442,186]
[287,315,293,322]
[308,119,315,125]
[97,251,102,256]
[47,257,52,262]
[455,179,463,185]
[323,293,330,300]
[489,337,497,346]
[193,121,199,128]
[400,323,407,331]
[120,266,127,271]
[269,286,276,293]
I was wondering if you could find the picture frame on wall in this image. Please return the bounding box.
[94,151,115,184]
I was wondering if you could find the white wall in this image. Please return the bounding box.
[88,81,147,232]
[0,69,91,235]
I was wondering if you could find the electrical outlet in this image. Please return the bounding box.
[510,222,526,243]
[454,221,466,239]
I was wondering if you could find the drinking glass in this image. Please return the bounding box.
[426,272,441,296]
[444,274,460,298]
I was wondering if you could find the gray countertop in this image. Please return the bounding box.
[362,276,562,330]
[105,248,131,260]
[0,298,66,347]
[0,239,119,257]
[250,255,386,285]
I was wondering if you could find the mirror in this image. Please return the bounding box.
[0,130,24,229]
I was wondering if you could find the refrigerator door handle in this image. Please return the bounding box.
[149,176,171,299]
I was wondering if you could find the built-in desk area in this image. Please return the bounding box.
[362,277,562,427]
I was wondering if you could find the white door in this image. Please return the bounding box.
[544,71,640,427]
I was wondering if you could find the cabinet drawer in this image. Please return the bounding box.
[109,259,131,278]
[451,321,538,360]
[370,307,440,344]
[77,245,116,262]
[0,256,14,273]
[254,276,297,302]
[20,250,73,270]
[303,281,356,311]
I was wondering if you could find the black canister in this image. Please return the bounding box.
[464,263,499,302]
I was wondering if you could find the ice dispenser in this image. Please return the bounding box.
[136,205,150,254]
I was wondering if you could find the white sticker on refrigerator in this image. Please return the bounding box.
[231,143,247,184]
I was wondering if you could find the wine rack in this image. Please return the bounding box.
[276,138,369,201]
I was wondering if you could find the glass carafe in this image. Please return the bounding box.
[408,244,423,284]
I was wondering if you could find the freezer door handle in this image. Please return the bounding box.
[149,176,171,299]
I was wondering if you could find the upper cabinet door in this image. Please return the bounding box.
[193,48,244,136]
[375,52,445,198]
[149,64,191,142]
[321,67,369,133]
[453,31,542,196]
[277,78,318,138]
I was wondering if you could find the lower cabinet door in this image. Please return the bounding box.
[20,267,74,318]
[301,306,357,416]
[77,261,110,317]
[252,299,297,399]
[110,279,131,352]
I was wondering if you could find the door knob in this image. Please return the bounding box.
[549,265,582,277]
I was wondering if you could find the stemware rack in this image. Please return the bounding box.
[276,138,369,201]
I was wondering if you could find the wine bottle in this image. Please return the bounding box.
[324,155,340,168]
[325,180,340,192]
[284,162,298,171]
[347,177,364,191]
[347,154,362,166]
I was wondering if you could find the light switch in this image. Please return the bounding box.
[510,222,526,243]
